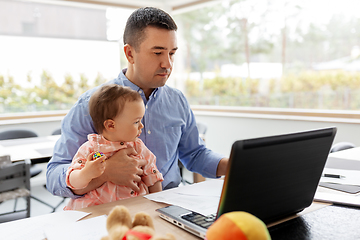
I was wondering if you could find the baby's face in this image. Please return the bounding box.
[110,99,145,143]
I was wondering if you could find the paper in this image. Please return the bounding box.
[321,168,360,186]
[329,147,360,161]
[145,179,223,216]
[0,210,90,240]
[314,191,360,207]
[44,215,108,240]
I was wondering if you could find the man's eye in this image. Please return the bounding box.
[155,52,161,55]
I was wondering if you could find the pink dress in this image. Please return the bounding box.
[64,134,163,210]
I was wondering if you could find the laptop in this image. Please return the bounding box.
[156,127,337,238]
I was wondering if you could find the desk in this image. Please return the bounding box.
[75,194,360,240]
[0,184,359,239]
[0,135,60,162]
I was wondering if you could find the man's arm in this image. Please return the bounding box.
[177,97,226,179]
[46,100,94,198]
[216,157,229,177]
[72,148,146,195]
[46,88,147,198]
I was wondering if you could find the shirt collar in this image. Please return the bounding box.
[117,68,160,99]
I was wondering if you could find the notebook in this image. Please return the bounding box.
[156,127,337,239]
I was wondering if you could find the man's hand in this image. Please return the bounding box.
[102,147,147,192]
[72,147,146,196]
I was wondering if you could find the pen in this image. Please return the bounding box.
[322,173,345,179]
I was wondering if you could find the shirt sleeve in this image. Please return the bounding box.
[177,93,225,178]
[46,92,97,198]
[137,141,164,187]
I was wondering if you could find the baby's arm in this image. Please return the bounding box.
[68,153,106,189]
[148,181,162,193]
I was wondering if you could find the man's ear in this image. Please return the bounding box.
[104,119,116,131]
[124,44,135,64]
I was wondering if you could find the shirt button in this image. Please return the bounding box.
[138,90,142,94]
[147,130,151,134]
[153,170,156,173]
[120,142,124,145]
[78,160,82,164]
[130,190,134,195]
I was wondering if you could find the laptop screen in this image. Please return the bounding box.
[217,127,336,224]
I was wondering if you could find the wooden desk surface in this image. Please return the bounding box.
[0,135,60,162]
[77,194,332,240]
[78,196,198,240]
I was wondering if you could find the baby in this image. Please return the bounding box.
[64,84,163,210]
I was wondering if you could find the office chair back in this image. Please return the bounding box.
[0,129,66,212]
[197,122,208,135]
[0,158,31,222]
[51,128,61,135]
[0,129,38,140]
[330,142,355,153]
[0,129,42,177]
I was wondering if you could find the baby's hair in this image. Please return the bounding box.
[89,84,142,133]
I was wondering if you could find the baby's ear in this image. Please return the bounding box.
[104,119,115,131]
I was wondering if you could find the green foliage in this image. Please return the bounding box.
[0,70,110,113]
[185,70,360,110]
[277,71,360,92]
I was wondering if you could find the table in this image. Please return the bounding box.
[75,191,360,240]
[0,181,359,239]
[78,148,360,239]
[0,135,60,162]
[2,140,360,239]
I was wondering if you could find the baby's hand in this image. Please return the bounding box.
[84,152,106,179]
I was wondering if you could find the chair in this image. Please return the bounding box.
[0,156,31,223]
[179,122,208,185]
[0,129,64,213]
[330,142,355,153]
[0,130,42,178]
[51,128,61,135]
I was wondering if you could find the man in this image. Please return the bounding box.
[46,7,228,198]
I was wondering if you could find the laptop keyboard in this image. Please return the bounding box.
[181,212,216,229]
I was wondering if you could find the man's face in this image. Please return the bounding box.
[130,26,178,91]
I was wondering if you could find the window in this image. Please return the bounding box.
[0,0,122,113]
[175,0,360,110]
[1,0,360,115]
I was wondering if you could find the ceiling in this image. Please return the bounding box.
[51,0,218,13]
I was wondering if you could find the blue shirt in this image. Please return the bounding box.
[46,69,224,198]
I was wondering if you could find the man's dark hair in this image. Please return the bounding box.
[123,7,177,51]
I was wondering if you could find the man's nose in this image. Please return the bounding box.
[160,54,173,69]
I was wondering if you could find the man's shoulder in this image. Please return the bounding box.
[160,85,186,100]
[162,84,182,94]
